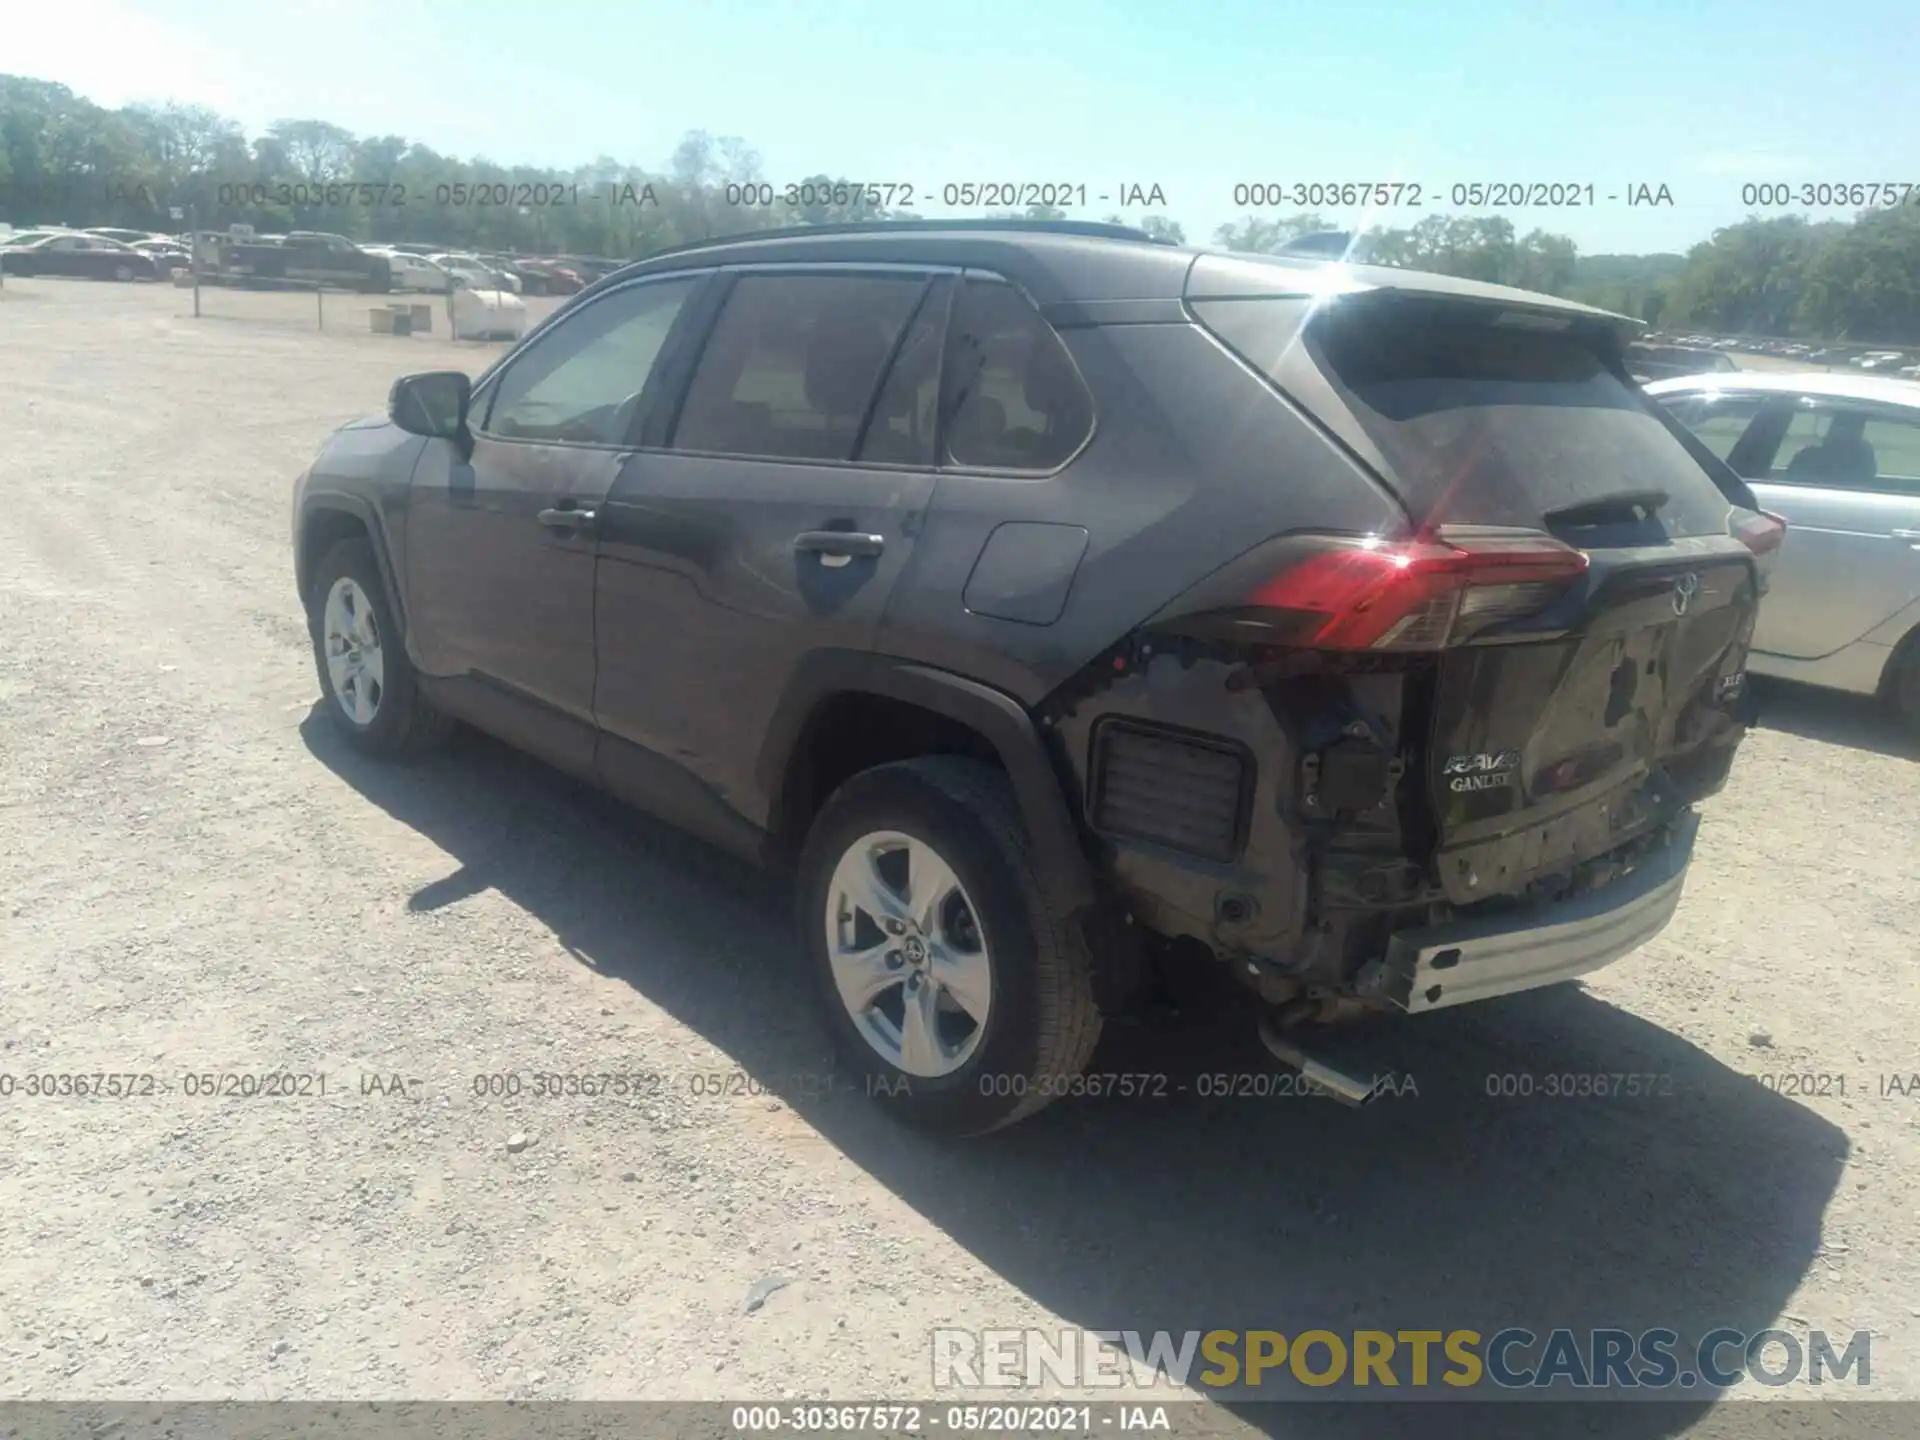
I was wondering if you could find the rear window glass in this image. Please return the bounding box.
[1196,297,1738,537]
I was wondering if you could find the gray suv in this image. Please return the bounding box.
[291,220,1781,1134]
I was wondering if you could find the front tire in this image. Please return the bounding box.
[306,537,450,758]
[796,757,1101,1136]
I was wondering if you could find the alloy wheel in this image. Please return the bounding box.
[322,576,386,726]
[824,830,993,1078]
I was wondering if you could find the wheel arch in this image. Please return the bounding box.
[759,651,1097,918]
[1877,616,1920,715]
[296,493,407,640]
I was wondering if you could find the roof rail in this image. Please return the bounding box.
[630,217,1171,265]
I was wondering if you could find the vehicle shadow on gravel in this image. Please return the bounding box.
[306,715,1847,1440]
[1751,678,1918,761]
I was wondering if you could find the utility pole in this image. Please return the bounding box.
[185,202,201,317]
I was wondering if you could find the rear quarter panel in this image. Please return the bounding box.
[878,320,1404,703]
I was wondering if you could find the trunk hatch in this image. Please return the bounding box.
[1186,272,1760,901]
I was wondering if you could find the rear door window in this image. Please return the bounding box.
[1771,401,1920,495]
[1194,294,1738,537]
[670,272,928,463]
[856,277,951,466]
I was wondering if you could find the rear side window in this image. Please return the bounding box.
[943,278,1093,471]
[1196,296,1737,537]
[1772,402,1920,495]
[672,273,927,462]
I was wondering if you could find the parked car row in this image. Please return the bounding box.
[0,223,604,299]
[0,225,177,281]
[370,244,592,296]
[1625,342,1740,383]
[1644,331,1920,377]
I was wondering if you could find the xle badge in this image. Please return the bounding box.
[1443,749,1520,793]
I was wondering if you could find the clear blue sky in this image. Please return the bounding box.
[13,0,1917,255]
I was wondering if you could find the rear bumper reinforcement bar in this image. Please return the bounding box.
[1383,811,1699,1014]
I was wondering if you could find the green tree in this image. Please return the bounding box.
[1662,216,1842,337]
[1795,206,1920,342]
[1211,213,1332,252]
[1105,212,1186,242]
[5,70,1918,345]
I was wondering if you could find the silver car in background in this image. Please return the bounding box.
[1647,371,1920,726]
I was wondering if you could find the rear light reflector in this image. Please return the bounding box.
[1243,532,1590,651]
[1733,509,1787,557]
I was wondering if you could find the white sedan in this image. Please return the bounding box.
[1646,370,1920,726]
[430,253,521,294]
[368,249,453,293]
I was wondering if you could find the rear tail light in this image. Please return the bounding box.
[1733,509,1787,557]
[1243,531,1590,651]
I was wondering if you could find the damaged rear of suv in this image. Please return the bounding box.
[1035,251,1780,1104]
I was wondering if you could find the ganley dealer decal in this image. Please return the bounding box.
[1443,749,1521,792]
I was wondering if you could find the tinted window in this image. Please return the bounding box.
[1662,392,1766,462]
[484,277,697,445]
[1198,296,1736,537]
[943,278,1094,471]
[1772,402,1920,494]
[857,278,950,466]
[673,273,926,462]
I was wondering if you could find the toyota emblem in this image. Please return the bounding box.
[1672,572,1701,616]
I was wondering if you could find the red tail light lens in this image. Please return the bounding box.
[1733,509,1787,557]
[1245,533,1591,651]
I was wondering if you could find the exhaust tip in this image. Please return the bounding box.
[1257,1014,1382,1107]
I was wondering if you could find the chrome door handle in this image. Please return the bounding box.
[538,506,598,530]
[1892,529,1920,542]
[794,530,884,559]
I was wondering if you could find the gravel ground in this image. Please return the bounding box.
[2,278,1917,1434]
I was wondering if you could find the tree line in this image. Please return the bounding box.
[4,73,1917,343]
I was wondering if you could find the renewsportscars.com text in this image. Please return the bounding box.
[932,1327,1871,1392]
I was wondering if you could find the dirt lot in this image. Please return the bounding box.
[2,278,1918,1432]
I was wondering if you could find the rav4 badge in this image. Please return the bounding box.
[1443,749,1521,793]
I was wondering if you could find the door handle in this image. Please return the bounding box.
[794,530,884,558]
[538,506,598,531]
[1892,529,1920,544]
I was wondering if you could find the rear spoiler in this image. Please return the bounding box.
[1186,251,1644,344]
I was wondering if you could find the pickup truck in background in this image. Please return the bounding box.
[191,229,392,292]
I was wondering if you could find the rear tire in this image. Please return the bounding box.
[796,756,1102,1136]
[306,537,451,759]
[1885,630,1920,732]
